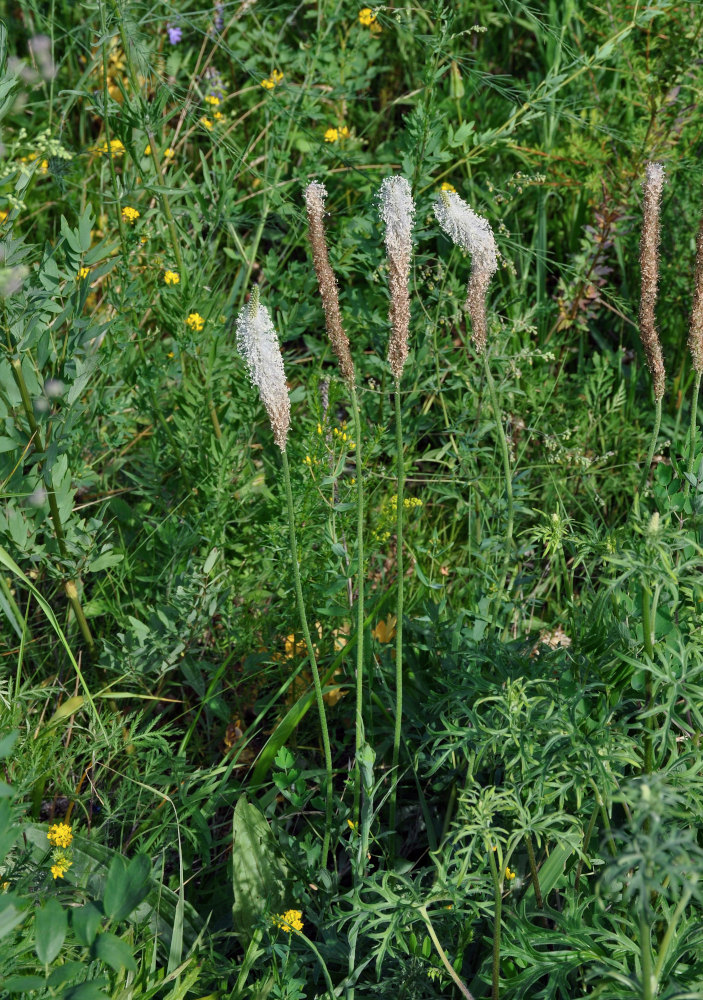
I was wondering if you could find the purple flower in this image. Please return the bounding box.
[166,24,182,45]
[214,3,224,31]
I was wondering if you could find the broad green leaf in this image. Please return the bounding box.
[0,896,27,939]
[0,731,18,758]
[4,976,47,992]
[231,795,288,941]
[93,931,137,973]
[103,853,151,922]
[72,902,102,947]
[35,898,67,964]
[62,978,109,1000]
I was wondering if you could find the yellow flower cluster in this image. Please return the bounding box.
[164,147,175,159]
[272,909,304,933]
[122,206,140,224]
[389,494,423,510]
[358,8,382,32]
[441,182,457,193]
[0,210,8,225]
[47,822,73,848]
[51,855,73,880]
[505,867,516,881]
[200,117,213,131]
[332,425,355,447]
[261,69,284,90]
[204,94,220,106]
[76,266,90,281]
[144,144,151,156]
[324,126,350,143]
[100,138,125,157]
[163,270,180,286]
[186,312,205,332]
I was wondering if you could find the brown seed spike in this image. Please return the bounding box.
[304,181,355,384]
[379,176,415,382]
[689,207,703,375]
[638,162,666,400]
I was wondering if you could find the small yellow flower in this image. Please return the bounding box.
[47,823,73,848]
[359,8,377,26]
[200,117,213,131]
[39,159,49,175]
[272,909,304,933]
[271,70,284,84]
[50,859,73,880]
[441,182,457,193]
[324,128,339,143]
[122,206,140,224]
[100,138,125,157]
[163,270,180,286]
[505,867,516,881]
[144,144,151,156]
[204,95,220,106]
[167,351,175,358]
[261,78,274,90]
[76,267,90,281]
[186,312,205,332]
[0,210,8,224]
[347,819,358,832]
[213,111,224,121]
[164,147,175,158]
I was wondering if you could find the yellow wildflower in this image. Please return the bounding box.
[186,312,205,332]
[324,128,339,142]
[347,819,358,831]
[261,78,274,90]
[163,270,180,286]
[144,144,151,156]
[204,95,220,106]
[76,267,90,281]
[51,858,73,880]
[47,822,73,848]
[505,867,516,881]
[0,210,7,224]
[272,909,304,933]
[339,126,350,139]
[200,117,213,131]
[359,8,377,26]
[213,111,224,122]
[100,138,125,156]
[441,182,457,193]
[121,206,140,224]
[261,70,283,90]
[164,147,175,158]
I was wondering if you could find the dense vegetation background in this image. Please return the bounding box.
[1,1,703,998]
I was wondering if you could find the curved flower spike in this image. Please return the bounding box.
[236,288,291,451]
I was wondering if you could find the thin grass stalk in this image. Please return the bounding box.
[487,845,503,1000]
[389,382,405,851]
[10,359,96,656]
[483,353,514,611]
[349,387,366,830]
[641,582,654,776]
[685,371,701,491]
[640,917,654,1000]
[638,397,662,497]
[281,449,333,868]
[419,906,475,1000]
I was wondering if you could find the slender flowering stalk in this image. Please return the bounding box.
[433,190,513,612]
[686,207,703,486]
[637,163,666,495]
[434,189,498,354]
[379,176,415,848]
[236,289,333,867]
[304,181,354,383]
[304,181,367,836]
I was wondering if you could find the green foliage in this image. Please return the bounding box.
[2,0,703,997]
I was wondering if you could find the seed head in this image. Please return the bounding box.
[689,207,703,375]
[304,181,355,383]
[379,176,415,381]
[638,162,666,400]
[433,190,498,353]
[236,289,291,451]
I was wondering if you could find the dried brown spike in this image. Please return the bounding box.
[304,181,355,384]
[638,162,666,400]
[689,208,703,374]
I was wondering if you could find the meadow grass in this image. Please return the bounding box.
[2,2,703,999]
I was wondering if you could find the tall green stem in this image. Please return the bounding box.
[483,352,514,612]
[638,396,662,497]
[685,371,701,493]
[389,382,404,850]
[640,917,654,1000]
[488,846,503,1000]
[349,387,366,830]
[281,449,333,868]
[641,583,654,775]
[10,359,96,657]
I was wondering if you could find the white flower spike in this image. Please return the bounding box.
[236,288,291,451]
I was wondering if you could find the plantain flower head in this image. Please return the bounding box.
[236,288,291,451]
[434,189,498,353]
[379,175,415,381]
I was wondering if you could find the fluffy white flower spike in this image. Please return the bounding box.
[379,175,415,380]
[433,189,498,353]
[236,288,291,451]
